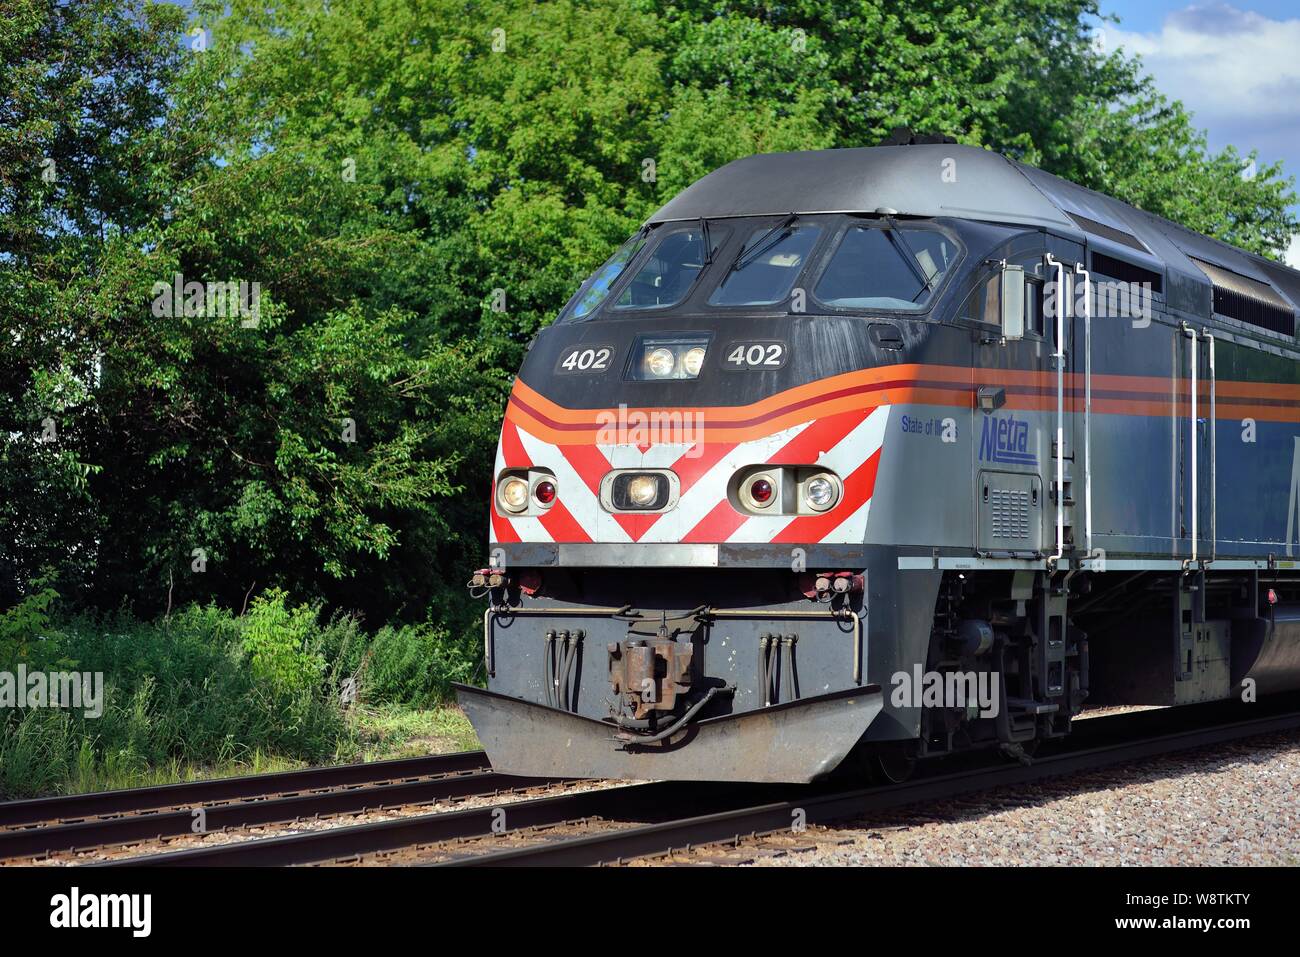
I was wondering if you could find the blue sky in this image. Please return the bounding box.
[1099,1,1300,265]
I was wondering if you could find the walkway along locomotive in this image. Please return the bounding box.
[455,144,1300,783]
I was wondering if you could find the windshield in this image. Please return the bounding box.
[612,225,724,310]
[559,234,646,321]
[709,224,822,306]
[814,225,956,310]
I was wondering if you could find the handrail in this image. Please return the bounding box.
[1046,254,1068,567]
[1076,262,1093,564]
[1181,323,1198,563]
[1202,331,1216,562]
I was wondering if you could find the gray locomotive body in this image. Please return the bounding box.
[457,145,1300,783]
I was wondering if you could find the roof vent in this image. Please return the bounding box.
[1191,257,1295,336]
[880,127,958,146]
[1066,212,1149,254]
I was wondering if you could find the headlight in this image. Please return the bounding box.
[606,471,673,511]
[499,477,530,512]
[626,475,659,507]
[804,473,839,512]
[646,347,675,378]
[682,346,707,377]
[627,336,711,380]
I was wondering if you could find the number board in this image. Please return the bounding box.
[721,340,788,370]
[555,346,616,374]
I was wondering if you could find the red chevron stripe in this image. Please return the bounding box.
[614,512,660,542]
[538,498,590,543]
[683,499,749,543]
[765,410,867,465]
[671,442,735,494]
[489,504,520,543]
[499,420,529,468]
[557,443,610,498]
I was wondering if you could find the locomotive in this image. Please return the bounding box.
[455,143,1300,783]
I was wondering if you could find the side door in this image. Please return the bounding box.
[959,235,1069,557]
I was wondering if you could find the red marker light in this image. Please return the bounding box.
[749,478,774,504]
[1267,588,1278,606]
[534,480,556,505]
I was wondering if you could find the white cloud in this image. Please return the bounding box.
[1104,5,1300,121]
[1288,235,1300,269]
[1102,4,1300,167]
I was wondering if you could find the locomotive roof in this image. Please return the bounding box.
[648,144,1300,326]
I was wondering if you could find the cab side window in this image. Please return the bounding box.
[960,274,1002,325]
[1027,278,1044,336]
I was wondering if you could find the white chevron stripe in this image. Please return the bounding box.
[819,405,889,473]
[640,421,811,542]
[822,498,873,543]
[515,428,629,543]
[493,406,890,546]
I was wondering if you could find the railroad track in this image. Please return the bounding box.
[92,698,1300,867]
[455,708,1300,866]
[0,750,560,862]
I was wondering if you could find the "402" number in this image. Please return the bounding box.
[557,346,614,373]
[723,341,786,369]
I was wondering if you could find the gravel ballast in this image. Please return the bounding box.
[748,730,1300,866]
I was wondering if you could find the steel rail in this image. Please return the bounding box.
[98,704,1300,868]
[99,781,737,867]
[0,750,490,830]
[451,709,1300,867]
[1,768,556,861]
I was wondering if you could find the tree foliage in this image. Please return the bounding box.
[1,0,1295,634]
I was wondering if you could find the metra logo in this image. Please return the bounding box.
[979,415,1036,467]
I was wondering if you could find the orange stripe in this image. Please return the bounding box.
[506,364,1300,446]
[510,365,964,424]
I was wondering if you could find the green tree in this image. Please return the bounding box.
[2,0,1295,640]
[1,0,190,604]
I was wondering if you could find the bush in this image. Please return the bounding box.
[0,600,346,798]
[0,587,483,798]
[241,590,327,699]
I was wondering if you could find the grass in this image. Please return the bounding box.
[349,703,480,761]
[0,588,483,800]
[0,705,480,798]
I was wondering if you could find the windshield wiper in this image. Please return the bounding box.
[733,213,798,272]
[880,218,937,303]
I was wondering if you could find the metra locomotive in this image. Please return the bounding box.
[456,143,1300,783]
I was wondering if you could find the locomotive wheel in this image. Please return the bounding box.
[1000,736,1041,764]
[866,743,918,784]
